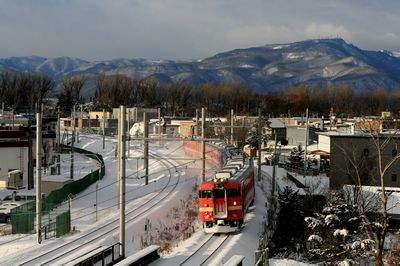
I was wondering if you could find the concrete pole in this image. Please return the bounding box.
[127,109,130,159]
[11,109,14,130]
[102,109,106,150]
[304,108,309,170]
[272,133,277,196]
[144,112,149,185]
[134,107,138,123]
[28,109,34,190]
[119,105,126,258]
[88,106,91,132]
[95,183,98,222]
[70,105,75,180]
[117,109,121,208]
[77,104,81,143]
[36,112,42,244]
[158,107,161,137]
[57,109,61,175]
[230,109,234,145]
[257,108,262,182]
[201,107,206,183]
[195,109,199,136]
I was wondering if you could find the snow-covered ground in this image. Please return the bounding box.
[0,133,280,266]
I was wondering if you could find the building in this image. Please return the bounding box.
[0,129,29,189]
[318,131,400,189]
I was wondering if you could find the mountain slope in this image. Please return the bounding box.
[1,38,400,94]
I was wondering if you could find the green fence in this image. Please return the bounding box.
[11,204,35,234]
[56,210,71,238]
[11,145,105,234]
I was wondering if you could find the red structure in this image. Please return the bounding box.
[182,140,255,233]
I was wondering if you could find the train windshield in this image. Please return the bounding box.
[213,188,225,198]
[226,188,240,197]
[199,190,212,198]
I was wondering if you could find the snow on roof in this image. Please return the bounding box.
[268,118,285,128]
[261,165,329,196]
[343,185,400,215]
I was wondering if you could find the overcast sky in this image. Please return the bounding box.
[0,0,399,61]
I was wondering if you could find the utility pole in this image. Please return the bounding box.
[88,105,91,132]
[201,107,206,183]
[257,108,262,182]
[195,109,199,136]
[117,108,121,208]
[127,109,131,158]
[144,112,149,185]
[95,183,98,222]
[230,109,234,145]
[11,109,14,130]
[158,107,161,138]
[272,133,277,196]
[118,105,126,259]
[134,107,138,123]
[304,108,309,170]
[102,109,106,150]
[36,111,42,244]
[70,105,75,180]
[28,109,33,190]
[77,104,83,143]
[57,108,61,175]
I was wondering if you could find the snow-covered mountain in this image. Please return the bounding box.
[1,38,400,94]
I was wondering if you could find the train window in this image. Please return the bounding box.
[227,188,240,197]
[199,190,212,198]
[213,189,225,198]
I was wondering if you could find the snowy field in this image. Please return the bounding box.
[0,133,284,265]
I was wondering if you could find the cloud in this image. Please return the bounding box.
[0,0,399,60]
[225,24,296,47]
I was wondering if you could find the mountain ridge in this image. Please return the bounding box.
[1,38,400,94]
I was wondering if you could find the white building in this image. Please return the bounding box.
[0,129,29,189]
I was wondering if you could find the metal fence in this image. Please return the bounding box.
[56,210,71,238]
[11,145,105,235]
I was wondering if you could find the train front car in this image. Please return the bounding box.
[198,179,244,233]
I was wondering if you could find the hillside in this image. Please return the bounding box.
[1,38,400,95]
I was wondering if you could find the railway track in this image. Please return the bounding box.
[179,234,230,266]
[17,152,181,266]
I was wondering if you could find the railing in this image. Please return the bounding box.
[282,164,320,176]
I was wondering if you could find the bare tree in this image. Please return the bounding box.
[58,75,86,114]
[337,119,400,265]
[33,75,54,107]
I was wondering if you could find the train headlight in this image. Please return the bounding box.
[204,203,208,207]
[233,201,237,206]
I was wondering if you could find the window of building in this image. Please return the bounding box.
[392,149,397,158]
[392,173,397,182]
[363,148,369,156]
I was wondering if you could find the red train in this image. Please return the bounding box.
[198,147,255,233]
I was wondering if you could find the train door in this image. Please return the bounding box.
[213,186,227,219]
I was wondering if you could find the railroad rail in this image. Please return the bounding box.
[179,234,230,266]
[17,152,181,266]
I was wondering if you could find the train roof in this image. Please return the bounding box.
[215,157,253,184]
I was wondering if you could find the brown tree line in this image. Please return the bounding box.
[91,75,260,117]
[2,70,400,117]
[91,74,400,118]
[0,71,53,113]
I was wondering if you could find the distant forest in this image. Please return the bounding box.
[1,71,399,118]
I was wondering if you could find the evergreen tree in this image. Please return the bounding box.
[288,145,305,168]
[304,191,372,263]
[272,186,305,253]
